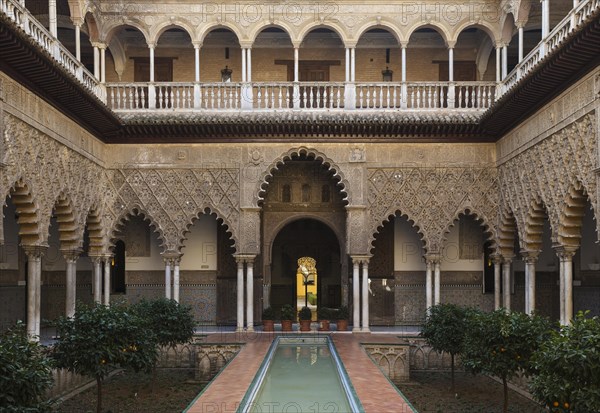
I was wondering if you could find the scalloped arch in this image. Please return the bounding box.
[4,178,42,246]
[48,189,81,251]
[255,147,350,206]
[441,207,498,253]
[558,180,592,249]
[178,206,238,253]
[110,205,167,252]
[495,207,518,257]
[523,196,551,253]
[369,211,427,253]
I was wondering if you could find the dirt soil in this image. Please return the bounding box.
[55,369,203,413]
[395,372,546,413]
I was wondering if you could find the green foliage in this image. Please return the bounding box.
[132,298,195,349]
[298,306,312,321]
[530,312,600,413]
[462,309,552,413]
[52,303,158,380]
[0,322,53,412]
[421,304,472,358]
[281,304,295,321]
[463,310,551,380]
[261,306,275,320]
[337,305,349,320]
[317,307,332,320]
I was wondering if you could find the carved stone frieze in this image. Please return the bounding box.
[106,167,240,252]
[367,166,499,253]
[499,113,598,245]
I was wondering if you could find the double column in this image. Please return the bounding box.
[241,46,253,109]
[63,249,81,318]
[351,256,370,333]
[502,256,513,311]
[424,254,441,310]
[91,254,113,305]
[555,246,576,325]
[24,246,46,341]
[521,251,539,315]
[235,255,256,332]
[344,45,357,110]
[163,253,182,302]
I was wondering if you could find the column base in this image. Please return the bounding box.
[246,326,254,333]
[352,327,361,333]
[361,327,371,333]
[235,327,244,333]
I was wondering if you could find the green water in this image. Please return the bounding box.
[250,344,353,413]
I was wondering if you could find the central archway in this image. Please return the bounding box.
[270,218,342,316]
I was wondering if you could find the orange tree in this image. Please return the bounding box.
[462,309,551,413]
[0,322,53,412]
[420,303,473,393]
[530,312,600,413]
[52,303,157,413]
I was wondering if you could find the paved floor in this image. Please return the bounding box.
[185,330,415,413]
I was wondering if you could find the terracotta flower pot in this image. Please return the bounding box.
[263,320,275,332]
[299,320,312,332]
[337,319,348,331]
[281,320,293,332]
[318,320,330,331]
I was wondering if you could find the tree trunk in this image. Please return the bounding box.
[451,353,455,393]
[152,363,157,392]
[96,376,102,413]
[502,376,508,413]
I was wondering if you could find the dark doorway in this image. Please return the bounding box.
[270,219,341,316]
[112,240,126,294]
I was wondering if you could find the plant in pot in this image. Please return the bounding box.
[336,306,349,331]
[318,307,331,332]
[298,306,312,332]
[280,304,295,332]
[262,306,275,332]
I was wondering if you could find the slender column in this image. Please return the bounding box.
[93,44,99,79]
[493,255,502,310]
[246,48,252,82]
[502,258,512,311]
[361,260,370,333]
[345,48,349,82]
[294,47,300,82]
[448,47,454,82]
[558,248,576,324]
[350,48,356,82]
[92,257,102,304]
[149,45,155,82]
[164,258,172,299]
[49,0,57,37]
[241,48,247,82]
[541,0,550,39]
[194,43,201,82]
[24,247,44,340]
[425,259,433,310]
[518,25,524,62]
[64,251,80,318]
[495,45,501,82]
[401,45,407,82]
[173,258,180,303]
[246,258,254,332]
[502,44,508,79]
[99,45,106,83]
[401,44,407,107]
[524,254,538,314]
[236,258,244,332]
[433,260,441,305]
[75,23,81,61]
[352,258,360,332]
[103,256,111,306]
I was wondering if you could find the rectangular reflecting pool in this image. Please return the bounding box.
[239,336,363,413]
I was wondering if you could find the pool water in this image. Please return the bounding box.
[240,337,362,413]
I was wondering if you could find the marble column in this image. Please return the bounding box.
[246,48,252,82]
[502,44,508,79]
[345,48,349,82]
[93,44,99,79]
[99,45,106,83]
[236,258,244,332]
[495,45,501,82]
[241,48,247,82]
[164,257,172,299]
[361,259,370,333]
[502,257,512,311]
[49,0,57,37]
[518,24,524,62]
[246,257,254,332]
[557,247,576,324]
[92,256,102,304]
[64,250,80,318]
[541,0,550,39]
[425,259,433,310]
[433,259,441,305]
[350,48,356,81]
[24,246,44,340]
[102,256,111,306]
[522,251,539,314]
[75,23,81,61]
[194,43,201,82]
[352,258,360,332]
[492,255,502,310]
[173,257,181,303]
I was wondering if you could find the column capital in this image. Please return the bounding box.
[192,41,203,49]
[22,245,47,259]
[292,42,301,49]
[71,17,84,27]
[554,245,578,260]
[239,42,253,49]
[62,248,82,262]
[521,250,540,264]
[490,253,503,265]
[400,41,409,48]
[446,40,456,49]
[502,255,515,264]
[91,42,107,50]
[344,42,358,49]
[234,253,257,264]
[350,254,371,264]
[424,253,441,264]
[147,42,156,49]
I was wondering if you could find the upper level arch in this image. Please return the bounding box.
[198,23,244,45]
[451,22,499,45]
[354,20,403,45]
[248,22,295,45]
[297,22,349,46]
[150,20,196,45]
[103,22,150,45]
[405,23,451,46]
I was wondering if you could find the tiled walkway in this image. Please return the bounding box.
[185,331,414,413]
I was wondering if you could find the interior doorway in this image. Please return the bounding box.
[270,219,341,318]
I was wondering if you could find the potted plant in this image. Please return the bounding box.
[298,306,312,332]
[280,304,295,332]
[336,306,349,331]
[262,306,275,332]
[318,307,331,331]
